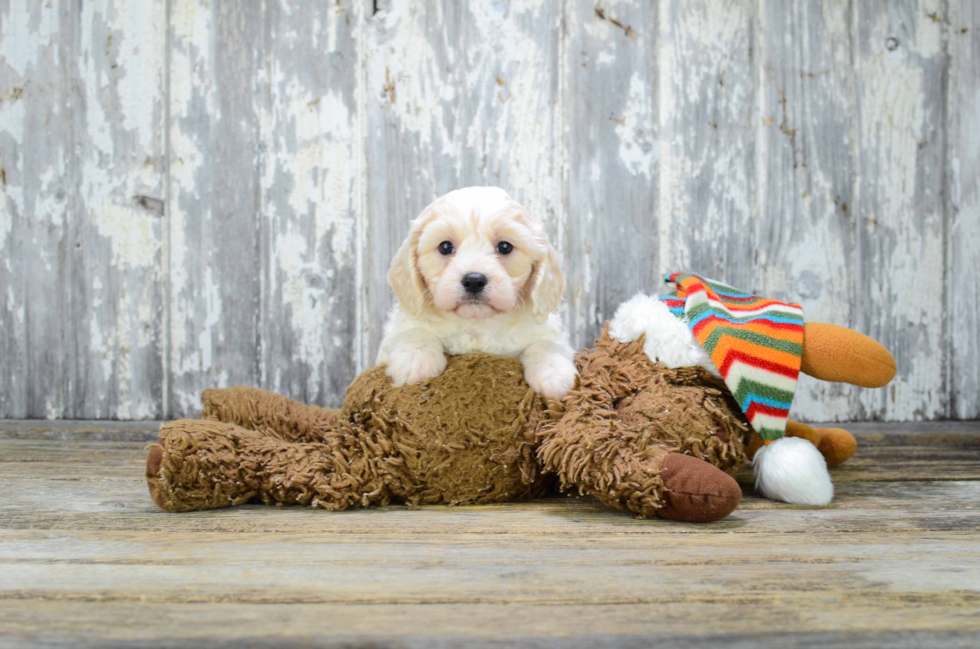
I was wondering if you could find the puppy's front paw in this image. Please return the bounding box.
[524,355,577,400]
[386,347,448,387]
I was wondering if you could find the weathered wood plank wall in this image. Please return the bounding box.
[0,1,166,419]
[1,0,977,421]
[948,0,980,420]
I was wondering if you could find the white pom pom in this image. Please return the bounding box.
[753,436,833,505]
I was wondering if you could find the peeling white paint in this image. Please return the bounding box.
[853,1,947,421]
[755,0,860,422]
[271,81,354,257]
[0,0,976,421]
[468,1,559,219]
[369,2,447,152]
[614,73,655,177]
[0,0,54,77]
[91,202,159,269]
[947,0,980,418]
[273,229,328,376]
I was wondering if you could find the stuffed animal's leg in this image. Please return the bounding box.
[146,419,396,512]
[746,420,857,468]
[786,420,856,468]
[537,413,742,522]
[801,323,896,387]
[201,386,341,443]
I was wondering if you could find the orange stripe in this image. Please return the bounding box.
[694,316,803,343]
[695,318,804,346]
[675,277,781,307]
[707,335,803,371]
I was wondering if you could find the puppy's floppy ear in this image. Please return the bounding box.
[527,242,564,317]
[388,205,436,317]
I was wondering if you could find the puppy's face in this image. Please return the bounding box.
[389,187,563,320]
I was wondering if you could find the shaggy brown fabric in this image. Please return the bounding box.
[148,354,550,512]
[340,358,549,505]
[201,385,340,443]
[148,330,757,521]
[535,328,750,519]
[147,418,401,512]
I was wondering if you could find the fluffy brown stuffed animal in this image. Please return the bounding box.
[147,355,551,513]
[146,323,892,522]
[535,323,894,517]
[535,330,750,520]
[146,346,750,522]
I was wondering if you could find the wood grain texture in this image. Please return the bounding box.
[854,0,947,421]
[362,0,563,360]
[655,0,761,318]
[755,0,861,422]
[168,0,361,416]
[2,605,979,649]
[0,1,166,419]
[1,428,979,647]
[167,0,264,415]
[257,1,360,408]
[947,1,980,419]
[0,419,160,441]
[1,0,979,421]
[563,0,659,345]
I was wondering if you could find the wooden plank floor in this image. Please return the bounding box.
[1,421,979,648]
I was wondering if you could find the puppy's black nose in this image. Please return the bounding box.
[462,273,488,294]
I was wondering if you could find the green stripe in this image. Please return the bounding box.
[731,377,796,407]
[686,302,804,325]
[756,426,786,441]
[703,279,750,296]
[700,327,804,357]
[675,273,751,297]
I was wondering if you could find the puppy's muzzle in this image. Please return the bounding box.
[462,273,488,295]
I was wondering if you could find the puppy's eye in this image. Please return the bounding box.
[496,241,513,255]
[438,241,455,255]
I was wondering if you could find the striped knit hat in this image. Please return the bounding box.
[658,272,805,443]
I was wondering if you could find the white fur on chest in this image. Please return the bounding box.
[377,307,568,361]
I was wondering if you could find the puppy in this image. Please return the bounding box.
[376,186,577,399]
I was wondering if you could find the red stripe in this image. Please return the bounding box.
[703,298,800,313]
[674,275,800,311]
[717,349,800,380]
[703,291,763,303]
[745,401,791,421]
[681,284,801,313]
[676,277,756,301]
[690,314,805,338]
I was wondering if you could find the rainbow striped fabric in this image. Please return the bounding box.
[659,273,804,441]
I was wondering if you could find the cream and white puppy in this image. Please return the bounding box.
[376,186,577,399]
